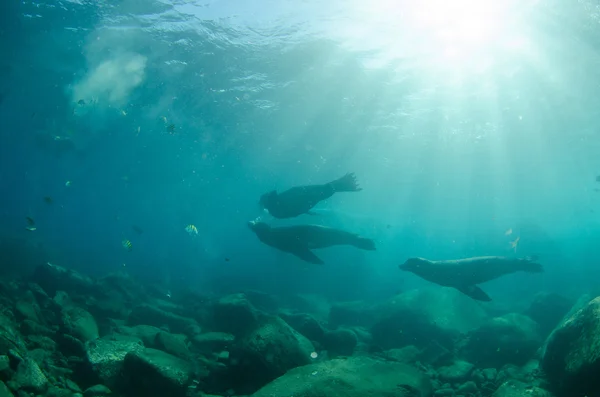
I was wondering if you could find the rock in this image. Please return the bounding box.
[212,294,259,335]
[192,332,235,353]
[0,314,26,356]
[236,315,314,382]
[46,386,74,397]
[128,304,197,335]
[438,360,475,383]
[123,348,195,397]
[14,292,42,324]
[20,320,55,337]
[0,356,10,380]
[154,332,190,359]
[525,293,573,336]
[62,306,99,343]
[329,301,375,328]
[84,335,144,388]
[238,290,278,313]
[460,313,542,368]
[251,356,432,397]
[541,295,600,396]
[13,358,48,393]
[482,368,497,381]
[457,381,478,394]
[64,379,81,392]
[491,380,554,397]
[371,288,488,350]
[0,381,13,397]
[33,263,97,296]
[83,384,111,397]
[86,293,130,320]
[383,345,421,364]
[279,312,326,342]
[322,329,357,356]
[115,325,161,347]
[433,388,454,397]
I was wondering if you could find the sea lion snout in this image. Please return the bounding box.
[399,257,424,272]
[247,220,270,234]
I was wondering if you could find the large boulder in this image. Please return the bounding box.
[371,288,488,350]
[122,348,196,397]
[329,301,375,328]
[212,293,259,336]
[542,295,600,396]
[62,306,99,343]
[525,292,573,336]
[84,335,144,388]
[127,304,198,335]
[13,358,48,393]
[322,328,358,356]
[33,263,97,296]
[492,380,554,397]
[459,313,542,368]
[236,315,314,379]
[251,356,432,397]
[279,311,326,343]
[227,315,315,393]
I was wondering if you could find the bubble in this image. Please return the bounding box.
[310,351,318,359]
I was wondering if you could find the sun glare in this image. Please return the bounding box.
[345,0,526,72]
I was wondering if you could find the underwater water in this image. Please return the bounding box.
[1,0,600,396]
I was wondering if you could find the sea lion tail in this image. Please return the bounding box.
[520,257,544,273]
[330,172,362,192]
[353,237,376,251]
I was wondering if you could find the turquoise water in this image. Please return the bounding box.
[1,0,599,302]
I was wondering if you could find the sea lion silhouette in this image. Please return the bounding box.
[248,220,375,264]
[259,172,362,219]
[399,256,543,301]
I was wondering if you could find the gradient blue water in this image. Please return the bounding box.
[1,0,600,304]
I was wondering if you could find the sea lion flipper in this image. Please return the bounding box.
[294,248,324,265]
[456,285,492,302]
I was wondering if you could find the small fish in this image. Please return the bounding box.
[504,228,512,236]
[510,236,520,252]
[43,196,53,204]
[167,124,176,134]
[135,126,141,136]
[26,216,35,226]
[121,110,127,116]
[185,224,198,236]
[65,181,72,187]
[161,116,168,124]
[25,226,37,231]
[122,239,133,251]
[77,99,86,106]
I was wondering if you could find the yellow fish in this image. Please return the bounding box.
[185,224,198,236]
[122,239,133,251]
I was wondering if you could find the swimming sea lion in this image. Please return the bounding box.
[399,256,543,301]
[259,172,362,219]
[248,220,375,264]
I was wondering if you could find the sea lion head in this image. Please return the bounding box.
[259,190,277,210]
[399,257,429,273]
[247,220,271,236]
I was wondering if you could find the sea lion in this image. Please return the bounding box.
[259,172,362,219]
[399,256,543,301]
[248,220,375,264]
